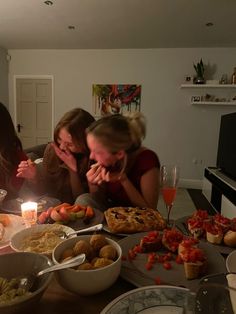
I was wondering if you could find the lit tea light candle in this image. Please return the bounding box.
[21,201,37,227]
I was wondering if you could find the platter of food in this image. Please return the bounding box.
[104,207,166,235]
[0,214,26,249]
[175,210,236,255]
[118,230,226,292]
[1,196,61,214]
[101,285,194,314]
[37,203,104,231]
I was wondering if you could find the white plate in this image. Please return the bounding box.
[10,224,75,256]
[100,285,194,314]
[0,214,26,249]
[119,232,227,292]
[226,250,236,272]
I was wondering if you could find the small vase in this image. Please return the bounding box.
[193,76,205,84]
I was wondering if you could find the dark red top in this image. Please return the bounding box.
[106,149,160,206]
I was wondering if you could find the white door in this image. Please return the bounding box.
[16,78,53,148]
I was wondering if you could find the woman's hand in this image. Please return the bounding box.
[51,142,77,172]
[86,163,106,185]
[16,159,37,180]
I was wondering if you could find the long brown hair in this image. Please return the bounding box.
[0,103,23,184]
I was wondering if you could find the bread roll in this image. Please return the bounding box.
[206,231,223,244]
[223,230,236,247]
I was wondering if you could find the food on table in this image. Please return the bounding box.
[181,247,207,280]
[99,244,117,260]
[59,234,118,270]
[92,257,113,268]
[223,230,236,247]
[125,228,207,280]
[73,240,95,260]
[162,228,183,252]
[140,230,162,253]
[178,237,199,258]
[0,214,10,227]
[187,217,205,239]
[214,213,231,233]
[37,203,95,225]
[0,276,31,303]
[20,225,64,254]
[104,207,166,234]
[205,223,224,244]
[90,234,107,251]
[187,210,236,248]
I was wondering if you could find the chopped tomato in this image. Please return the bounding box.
[128,249,136,260]
[155,277,161,285]
[163,262,172,270]
[145,262,153,271]
[175,255,183,264]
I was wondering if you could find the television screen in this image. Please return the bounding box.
[217,112,236,180]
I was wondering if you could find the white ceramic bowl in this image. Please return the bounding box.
[0,189,7,204]
[226,250,236,273]
[0,252,53,314]
[52,235,122,295]
[10,224,75,256]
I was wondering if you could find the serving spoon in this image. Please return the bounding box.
[18,253,86,291]
[57,223,103,239]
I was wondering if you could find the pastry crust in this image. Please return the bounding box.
[104,207,166,234]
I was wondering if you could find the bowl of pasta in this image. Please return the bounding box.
[0,252,53,314]
[10,224,75,257]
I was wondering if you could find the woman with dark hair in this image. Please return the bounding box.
[0,103,28,199]
[17,108,95,203]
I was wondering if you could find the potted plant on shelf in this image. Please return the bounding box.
[193,59,205,84]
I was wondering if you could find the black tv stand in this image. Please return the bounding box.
[202,167,236,218]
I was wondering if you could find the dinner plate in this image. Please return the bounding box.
[175,215,234,255]
[118,232,226,292]
[1,196,61,215]
[226,250,236,272]
[100,285,195,314]
[0,214,26,249]
[103,223,135,237]
[67,208,104,231]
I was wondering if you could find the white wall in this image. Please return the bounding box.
[8,48,236,188]
[0,47,9,106]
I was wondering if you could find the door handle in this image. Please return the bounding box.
[17,124,22,133]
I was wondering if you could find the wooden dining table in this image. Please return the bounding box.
[0,234,137,314]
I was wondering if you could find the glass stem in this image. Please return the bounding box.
[166,204,173,226]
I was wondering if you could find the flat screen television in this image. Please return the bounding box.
[216,112,236,180]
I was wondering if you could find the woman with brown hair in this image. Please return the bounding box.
[17,108,95,203]
[0,102,28,200]
[76,112,160,210]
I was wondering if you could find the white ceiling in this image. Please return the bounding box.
[1,0,236,50]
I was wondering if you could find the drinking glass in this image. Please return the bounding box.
[195,273,236,314]
[160,165,179,226]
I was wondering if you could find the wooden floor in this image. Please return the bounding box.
[187,189,216,215]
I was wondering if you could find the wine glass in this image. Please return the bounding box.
[160,165,179,226]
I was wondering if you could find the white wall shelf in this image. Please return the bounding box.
[181,84,236,106]
[181,84,236,88]
[191,101,236,106]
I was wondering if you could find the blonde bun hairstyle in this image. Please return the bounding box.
[87,112,146,153]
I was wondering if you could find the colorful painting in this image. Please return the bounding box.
[92,84,141,116]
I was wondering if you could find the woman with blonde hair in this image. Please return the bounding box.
[17,108,95,203]
[76,112,160,210]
